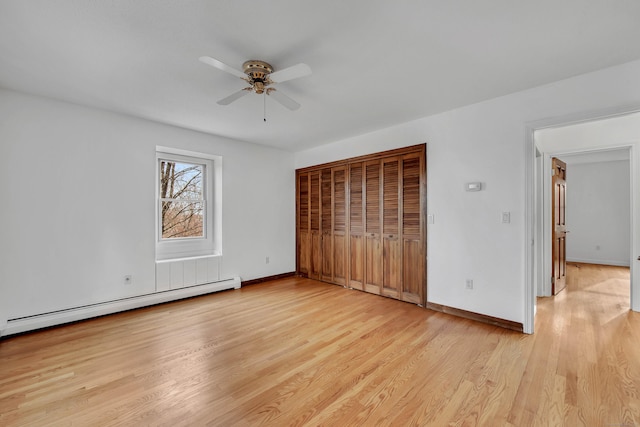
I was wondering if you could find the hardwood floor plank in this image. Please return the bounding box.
[1,264,639,426]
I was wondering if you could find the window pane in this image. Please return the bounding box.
[159,161,203,200]
[161,201,204,238]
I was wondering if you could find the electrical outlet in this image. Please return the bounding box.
[466,279,473,290]
[266,256,270,264]
[124,275,132,285]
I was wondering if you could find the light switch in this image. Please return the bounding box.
[427,214,434,224]
[501,212,511,224]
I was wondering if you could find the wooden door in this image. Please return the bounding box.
[297,173,310,276]
[364,160,382,294]
[295,144,426,306]
[382,157,401,299]
[321,168,333,282]
[552,157,567,295]
[401,152,425,304]
[309,170,322,280]
[332,166,348,286]
[349,163,364,290]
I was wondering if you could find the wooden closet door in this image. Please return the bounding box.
[332,166,347,286]
[295,144,426,306]
[349,163,364,290]
[297,173,310,275]
[309,171,322,280]
[401,152,425,304]
[364,160,382,294]
[321,168,333,282]
[382,157,401,299]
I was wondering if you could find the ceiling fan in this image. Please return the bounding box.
[199,56,311,111]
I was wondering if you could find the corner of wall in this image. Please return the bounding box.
[0,312,7,337]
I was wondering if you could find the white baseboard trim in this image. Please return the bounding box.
[567,258,631,267]
[2,277,241,337]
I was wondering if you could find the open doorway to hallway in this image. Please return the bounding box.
[553,149,632,311]
[537,146,633,303]
[526,110,640,333]
[538,150,632,321]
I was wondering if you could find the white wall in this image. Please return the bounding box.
[295,59,640,324]
[0,89,295,320]
[564,160,630,266]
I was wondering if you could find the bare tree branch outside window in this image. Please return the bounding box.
[159,160,204,239]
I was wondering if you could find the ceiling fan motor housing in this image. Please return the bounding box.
[243,60,273,93]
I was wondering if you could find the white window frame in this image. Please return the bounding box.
[156,147,221,260]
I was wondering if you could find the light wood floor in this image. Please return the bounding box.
[0,264,637,426]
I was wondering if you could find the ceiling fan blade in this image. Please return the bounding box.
[217,89,250,105]
[268,89,301,111]
[269,63,312,83]
[199,56,245,79]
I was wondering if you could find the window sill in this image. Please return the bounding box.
[155,253,222,264]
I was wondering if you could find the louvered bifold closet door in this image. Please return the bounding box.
[321,168,333,282]
[364,160,382,294]
[297,173,310,275]
[309,171,322,280]
[332,166,347,286]
[295,144,425,305]
[401,152,425,304]
[349,163,364,290]
[382,157,401,299]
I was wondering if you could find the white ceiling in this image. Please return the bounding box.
[2,1,640,152]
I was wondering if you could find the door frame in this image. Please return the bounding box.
[525,108,640,334]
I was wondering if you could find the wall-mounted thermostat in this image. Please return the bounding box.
[465,182,482,192]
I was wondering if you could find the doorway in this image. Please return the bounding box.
[551,150,632,314]
[525,111,640,334]
[538,147,633,300]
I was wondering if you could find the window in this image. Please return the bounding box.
[156,148,220,260]
[159,160,204,239]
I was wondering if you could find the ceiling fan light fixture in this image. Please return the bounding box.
[253,81,265,94]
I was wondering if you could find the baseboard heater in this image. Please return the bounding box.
[2,277,241,337]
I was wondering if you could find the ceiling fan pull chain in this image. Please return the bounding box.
[264,91,267,122]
